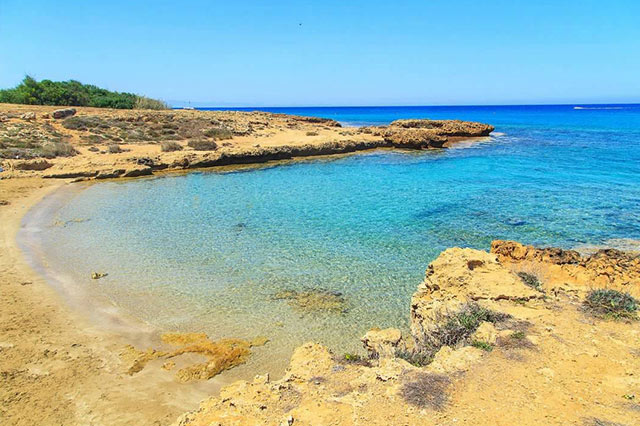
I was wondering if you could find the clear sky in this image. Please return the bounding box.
[1,0,639,106]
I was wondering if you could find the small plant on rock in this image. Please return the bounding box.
[584,289,638,320]
[471,340,493,352]
[517,271,542,291]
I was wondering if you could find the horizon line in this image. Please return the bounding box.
[170,101,640,109]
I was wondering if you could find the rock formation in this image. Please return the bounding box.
[174,242,640,425]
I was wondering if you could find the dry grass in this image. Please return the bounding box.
[187,139,218,151]
[401,373,451,410]
[160,141,183,152]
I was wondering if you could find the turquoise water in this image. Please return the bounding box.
[31,104,640,376]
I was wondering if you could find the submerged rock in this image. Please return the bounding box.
[273,288,349,314]
[121,332,268,382]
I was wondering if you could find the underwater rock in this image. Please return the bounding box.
[122,332,267,382]
[91,272,108,280]
[273,288,349,314]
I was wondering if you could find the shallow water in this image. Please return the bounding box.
[26,104,640,377]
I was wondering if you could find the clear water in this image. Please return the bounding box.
[30,104,640,377]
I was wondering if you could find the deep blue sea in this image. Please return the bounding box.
[30,104,640,376]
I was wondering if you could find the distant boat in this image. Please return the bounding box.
[182,106,195,110]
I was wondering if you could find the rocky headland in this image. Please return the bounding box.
[0,104,493,180]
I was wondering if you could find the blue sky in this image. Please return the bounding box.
[1,0,639,106]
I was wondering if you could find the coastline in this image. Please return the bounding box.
[0,107,496,424]
[2,105,639,425]
[0,178,244,424]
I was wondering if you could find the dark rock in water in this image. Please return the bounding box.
[234,222,247,231]
[53,108,76,119]
[273,288,349,314]
[504,218,526,227]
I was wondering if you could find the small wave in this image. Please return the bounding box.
[573,106,625,110]
[491,132,506,137]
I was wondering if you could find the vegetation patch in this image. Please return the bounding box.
[517,271,543,291]
[0,76,167,109]
[399,303,509,366]
[395,349,433,367]
[583,289,638,320]
[188,139,218,151]
[203,127,233,139]
[161,141,183,152]
[401,373,451,410]
[471,341,493,352]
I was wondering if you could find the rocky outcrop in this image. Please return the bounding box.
[173,242,640,425]
[410,248,540,346]
[491,240,640,295]
[364,119,495,149]
[52,108,76,119]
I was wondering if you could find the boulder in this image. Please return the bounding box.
[20,112,36,121]
[13,159,53,171]
[52,108,76,119]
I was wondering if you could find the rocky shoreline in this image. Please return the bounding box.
[176,241,640,426]
[0,104,493,181]
[2,105,639,425]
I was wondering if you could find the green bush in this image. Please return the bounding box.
[0,76,167,110]
[584,289,638,320]
[517,272,542,291]
[203,127,233,140]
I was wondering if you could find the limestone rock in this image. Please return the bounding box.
[492,240,640,295]
[429,346,484,374]
[20,112,36,121]
[362,328,403,359]
[285,342,334,381]
[410,248,540,342]
[472,321,498,345]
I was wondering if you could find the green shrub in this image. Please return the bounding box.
[188,139,218,151]
[161,141,183,152]
[584,289,638,320]
[517,272,542,291]
[471,341,493,352]
[395,349,433,367]
[305,131,319,136]
[0,75,164,110]
[134,96,169,110]
[203,127,233,140]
